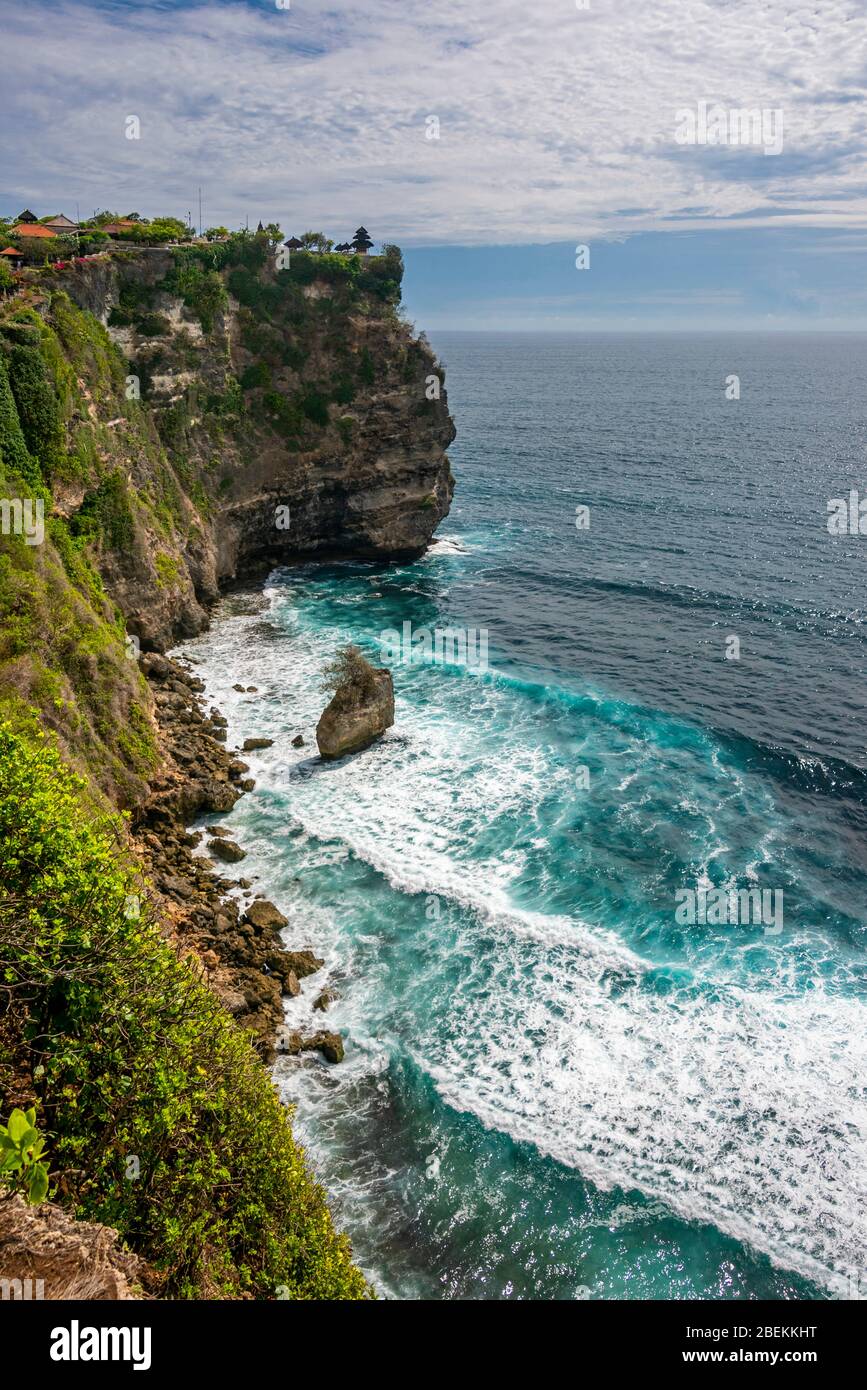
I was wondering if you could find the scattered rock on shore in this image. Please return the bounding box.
[208,838,246,863]
[276,1028,345,1064]
[284,949,325,977]
[130,653,325,1060]
[243,899,288,931]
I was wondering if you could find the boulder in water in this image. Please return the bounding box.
[316,646,394,759]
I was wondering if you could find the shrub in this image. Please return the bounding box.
[160,255,227,333]
[356,245,404,304]
[240,361,272,390]
[262,391,304,442]
[70,471,135,550]
[358,348,375,387]
[134,312,171,338]
[0,1108,50,1204]
[4,337,64,481]
[0,353,37,485]
[299,389,330,427]
[320,644,379,709]
[154,551,181,589]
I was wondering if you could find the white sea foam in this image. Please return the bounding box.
[176,589,867,1296]
[424,535,468,556]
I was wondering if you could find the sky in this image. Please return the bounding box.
[3,0,867,328]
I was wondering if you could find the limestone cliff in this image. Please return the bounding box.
[0,237,449,1297]
[0,237,455,803]
[54,240,456,651]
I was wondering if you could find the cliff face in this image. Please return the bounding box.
[55,242,456,650]
[0,240,450,1298]
[0,238,454,803]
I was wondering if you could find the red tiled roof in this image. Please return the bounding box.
[1,247,21,256]
[12,223,56,238]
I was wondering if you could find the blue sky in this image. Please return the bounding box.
[3,0,867,328]
[403,228,867,331]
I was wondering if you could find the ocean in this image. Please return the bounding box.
[177,332,867,1301]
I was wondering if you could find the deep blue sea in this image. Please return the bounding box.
[178,333,867,1300]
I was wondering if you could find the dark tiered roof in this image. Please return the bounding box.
[284,236,304,249]
[351,225,373,250]
[16,209,38,223]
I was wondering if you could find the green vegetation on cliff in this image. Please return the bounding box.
[0,246,400,1301]
[0,727,368,1297]
[0,303,161,806]
[0,243,450,1298]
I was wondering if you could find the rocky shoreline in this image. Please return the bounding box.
[131,650,342,1066]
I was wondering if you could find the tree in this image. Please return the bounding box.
[300,231,334,252]
[205,226,229,241]
[0,261,15,293]
[320,645,379,707]
[139,217,189,245]
[263,222,283,245]
[77,230,110,254]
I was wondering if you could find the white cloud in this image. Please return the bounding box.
[3,0,867,243]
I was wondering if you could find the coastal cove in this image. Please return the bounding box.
[175,331,867,1302]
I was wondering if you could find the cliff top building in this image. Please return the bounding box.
[101,221,139,236]
[43,214,79,233]
[351,226,373,254]
[11,222,56,239]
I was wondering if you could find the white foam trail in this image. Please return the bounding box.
[176,589,867,1296]
[421,935,867,1296]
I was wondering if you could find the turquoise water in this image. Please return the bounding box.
[178,333,867,1300]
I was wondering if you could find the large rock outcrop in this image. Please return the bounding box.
[316,667,395,759]
[47,242,456,652]
[0,240,454,802]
